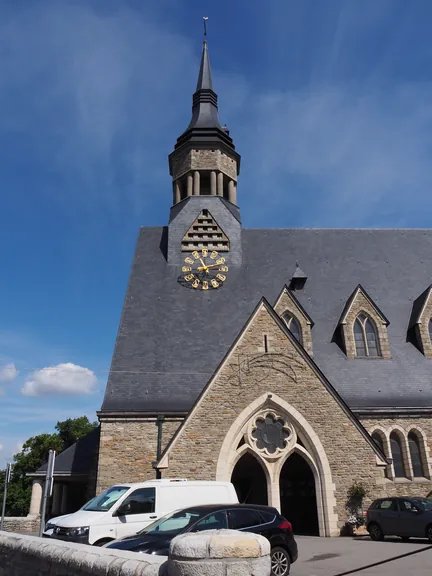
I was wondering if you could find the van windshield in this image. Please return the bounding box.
[138,509,203,536]
[82,486,129,512]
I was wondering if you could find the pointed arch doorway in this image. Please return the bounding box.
[279,452,319,535]
[231,452,268,506]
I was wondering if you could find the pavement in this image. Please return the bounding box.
[293,535,432,576]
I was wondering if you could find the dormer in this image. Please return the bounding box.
[273,285,314,355]
[336,285,391,359]
[408,285,432,358]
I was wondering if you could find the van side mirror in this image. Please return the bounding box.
[113,502,131,517]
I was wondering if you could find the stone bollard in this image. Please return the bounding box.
[168,529,271,576]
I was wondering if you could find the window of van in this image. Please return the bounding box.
[83,486,129,512]
[120,488,156,515]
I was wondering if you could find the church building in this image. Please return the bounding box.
[35,39,432,536]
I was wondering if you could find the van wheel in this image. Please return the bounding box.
[426,525,432,543]
[93,538,113,547]
[271,546,291,576]
[368,523,384,541]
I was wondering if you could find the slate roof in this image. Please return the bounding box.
[34,428,100,476]
[101,228,432,414]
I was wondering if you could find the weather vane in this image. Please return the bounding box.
[203,16,208,38]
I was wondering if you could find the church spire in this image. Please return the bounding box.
[196,40,213,91]
[185,39,221,132]
[168,26,241,206]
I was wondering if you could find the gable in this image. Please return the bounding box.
[158,297,387,470]
[339,285,389,326]
[273,285,313,326]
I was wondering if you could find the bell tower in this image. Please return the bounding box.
[167,33,242,267]
[168,39,241,205]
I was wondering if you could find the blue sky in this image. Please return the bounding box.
[2,0,432,467]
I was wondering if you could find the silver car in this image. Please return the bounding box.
[366,497,432,542]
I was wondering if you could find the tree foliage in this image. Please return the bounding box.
[1,416,98,517]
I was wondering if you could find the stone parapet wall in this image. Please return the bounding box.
[0,530,270,576]
[1,516,39,534]
[168,530,270,576]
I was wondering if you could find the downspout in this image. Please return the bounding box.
[155,415,165,479]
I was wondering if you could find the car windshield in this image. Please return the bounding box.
[82,486,130,512]
[412,498,432,511]
[137,509,204,536]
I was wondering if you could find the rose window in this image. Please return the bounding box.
[251,413,291,455]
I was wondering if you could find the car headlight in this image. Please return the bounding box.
[45,522,55,531]
[56,526,89,537]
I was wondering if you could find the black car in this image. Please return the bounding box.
[106,503,298,576]
[366,497,432,542]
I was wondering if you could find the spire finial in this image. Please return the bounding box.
[203,16,208,39]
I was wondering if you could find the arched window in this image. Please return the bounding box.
[354,314,380,357]
[372,432,384,452]
[390,432,406,478]
[408,432,425,478]
[372,431,389,479]
[282,313,302,344]
[429,319,432,342]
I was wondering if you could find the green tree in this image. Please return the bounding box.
[12,434,63,481]
[1,416,98,517]
[55,416,98,450]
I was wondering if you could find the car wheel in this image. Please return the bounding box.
[93,538,113,547]
[368,522,384,541]
[271,546,291,576]
[426,525,432,543]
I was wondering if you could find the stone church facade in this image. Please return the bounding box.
[90,40,432,537]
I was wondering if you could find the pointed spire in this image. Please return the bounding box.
[196,40,213,91]
[185,39,221,132]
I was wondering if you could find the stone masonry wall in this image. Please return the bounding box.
[97,418,183,492]
[1,517,39,534]
[360,416,432,497]
[162,304,385,529]
[342,290,391,359]
[171,148,238,181]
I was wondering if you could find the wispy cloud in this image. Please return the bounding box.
[0,363,18,383]
[22,363,98,397]
[235,82,432,227]
[0,1,195,214]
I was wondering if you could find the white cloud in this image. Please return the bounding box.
[0,444,3,451]
[0,363,18,383]
[21,363,97,396]
[233,82,432,227]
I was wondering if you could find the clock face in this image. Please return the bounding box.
[181,249,228,290]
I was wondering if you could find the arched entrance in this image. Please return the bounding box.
[231,452,268,505]
[279,452,319,535]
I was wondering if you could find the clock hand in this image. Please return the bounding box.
[197,263,222,271]
[198,257,208,271]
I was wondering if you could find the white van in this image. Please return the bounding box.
[43,478,238,546]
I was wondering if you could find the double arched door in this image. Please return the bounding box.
[231,450,319,535]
